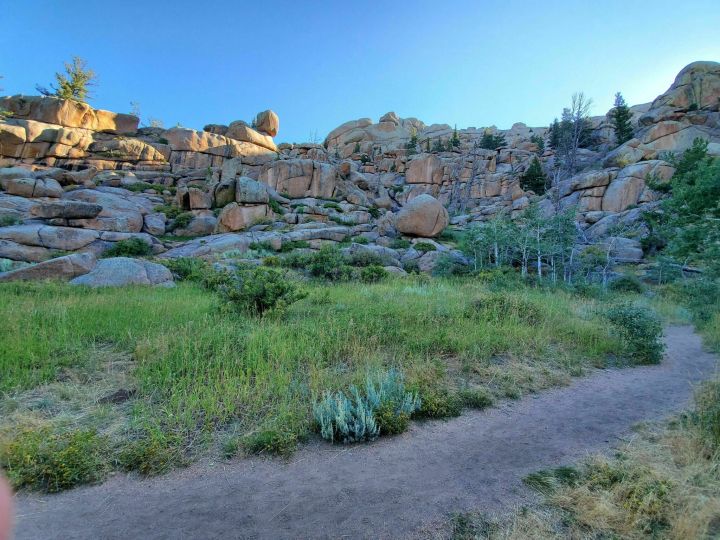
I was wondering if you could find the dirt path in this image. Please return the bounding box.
[14,326,718,540]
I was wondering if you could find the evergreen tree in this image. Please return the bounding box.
[479,129,506,150]
[450,125,461,148]
[610,92,633,145]
[405,128,419,155]
[548,119,561,149]
[530,134,545,154]
[432,138,446,152]
[36,56,97,103]
[520,157,547,194]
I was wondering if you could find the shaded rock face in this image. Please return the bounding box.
[70,257,174,287]
[0,252,96,282]
[259,159,338,199]
[216,202,270,232]
[394,194,449,237]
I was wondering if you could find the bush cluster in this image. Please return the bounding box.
[220,266,306,317]
[101,237,152,258]
[606,303,664,364]
[0,428,108,492]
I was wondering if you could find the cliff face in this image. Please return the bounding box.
[0,61,718,281]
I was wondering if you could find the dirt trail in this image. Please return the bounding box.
[14,326,718,540]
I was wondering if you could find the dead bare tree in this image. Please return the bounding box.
[558,92,592,178]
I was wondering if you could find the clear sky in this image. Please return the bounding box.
[2,0,719,143]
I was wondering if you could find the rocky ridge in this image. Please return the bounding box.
[0,61,718,284]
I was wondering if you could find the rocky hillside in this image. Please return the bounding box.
[0,61,718,284]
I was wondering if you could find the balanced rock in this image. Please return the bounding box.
[394,194,449,237]
[255,110,279,137]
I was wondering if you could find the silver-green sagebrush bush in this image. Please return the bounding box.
[313,369,421,443]
[606,302,664,364]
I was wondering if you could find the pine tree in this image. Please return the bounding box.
[36,57,97,103]
[479,129,506,150]
[549,118,561,149]
[610,92,633,145]
[451,125,461,148]
[432,138,445,152]
[520,157,547,194]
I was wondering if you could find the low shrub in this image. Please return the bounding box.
[322,202,343,212]
[0,215,21,227]
[280,250,313,269]
[414,387,462,419]
[279,240,310,252]
[154,204,182,219]
[101,237,152,258]
[169,212,193,231]
[609,274,645,294]
[309,245,354,281]
[349,250,384,267]
[124,181,158,193]
[352,236,369,245]
[219,266,306,317]
[459,388,494,409]
[390,238,411,249]
[368,206,380,219]
[403,259,420,274]
[242,429,297,456]
[1,428,108,492]
[360,265,388,283]
[413,241,437,253]
[313,369,420,443]
[263,255,281,266]
[268,199,285,215]
[606,303,664,364]
[248,240,275,252]
[160,257,209,281]
[313,389,379,444]
[432,254,470,277]
[117,428,186,476]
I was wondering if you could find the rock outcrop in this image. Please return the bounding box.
[395,194,449,237]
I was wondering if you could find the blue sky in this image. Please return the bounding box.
[2,1,719,143]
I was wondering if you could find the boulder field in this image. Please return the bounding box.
[0,61,719,285]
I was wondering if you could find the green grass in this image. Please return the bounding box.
[0,277,623,490]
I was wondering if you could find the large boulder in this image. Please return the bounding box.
[30,200,103,219]
[0,177,63,198]
[226,122,278,151]
[216,202,271,232]
[405,154,444,185]
[0,224,99,250]
[0,96,138,133]
[0,252,96,282]
[70,257,174,287]
[649,61,720,112]
[65,188,151,232]
[236,177,269,204]
[394,194,449,237]
[255,110,279,137]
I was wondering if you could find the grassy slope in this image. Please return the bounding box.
[0,277,622,488]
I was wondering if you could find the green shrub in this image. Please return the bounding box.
[219,266,306,316]
[0,215,21,227]
[352,236,370,245]
[349,250,384,267]
[403,259,420,274]
[263,255,281,267]
[459,388,494,409]
[169,212,193,231]
[268,199,285,215]
[390,238,411,249]
[610,274,645,294]
[154,204,182,219]
[606,303,664,364]
[248,240,275,252]
[101,237,152,258]
[368,206,380,219]
[415,387,462,419]
[243,429,297,456]
[413,241,437,253]
[432,254,469,277]
[279,240,310,252]
[280,250,313,269]
[309,245,354,281]
[329,215,357,226]
[160,257,209,281]
[323,202,343,212]
[124,181,159,193]
[1,428,108,492]
[360,265,388,283]
[117,428,186,476]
